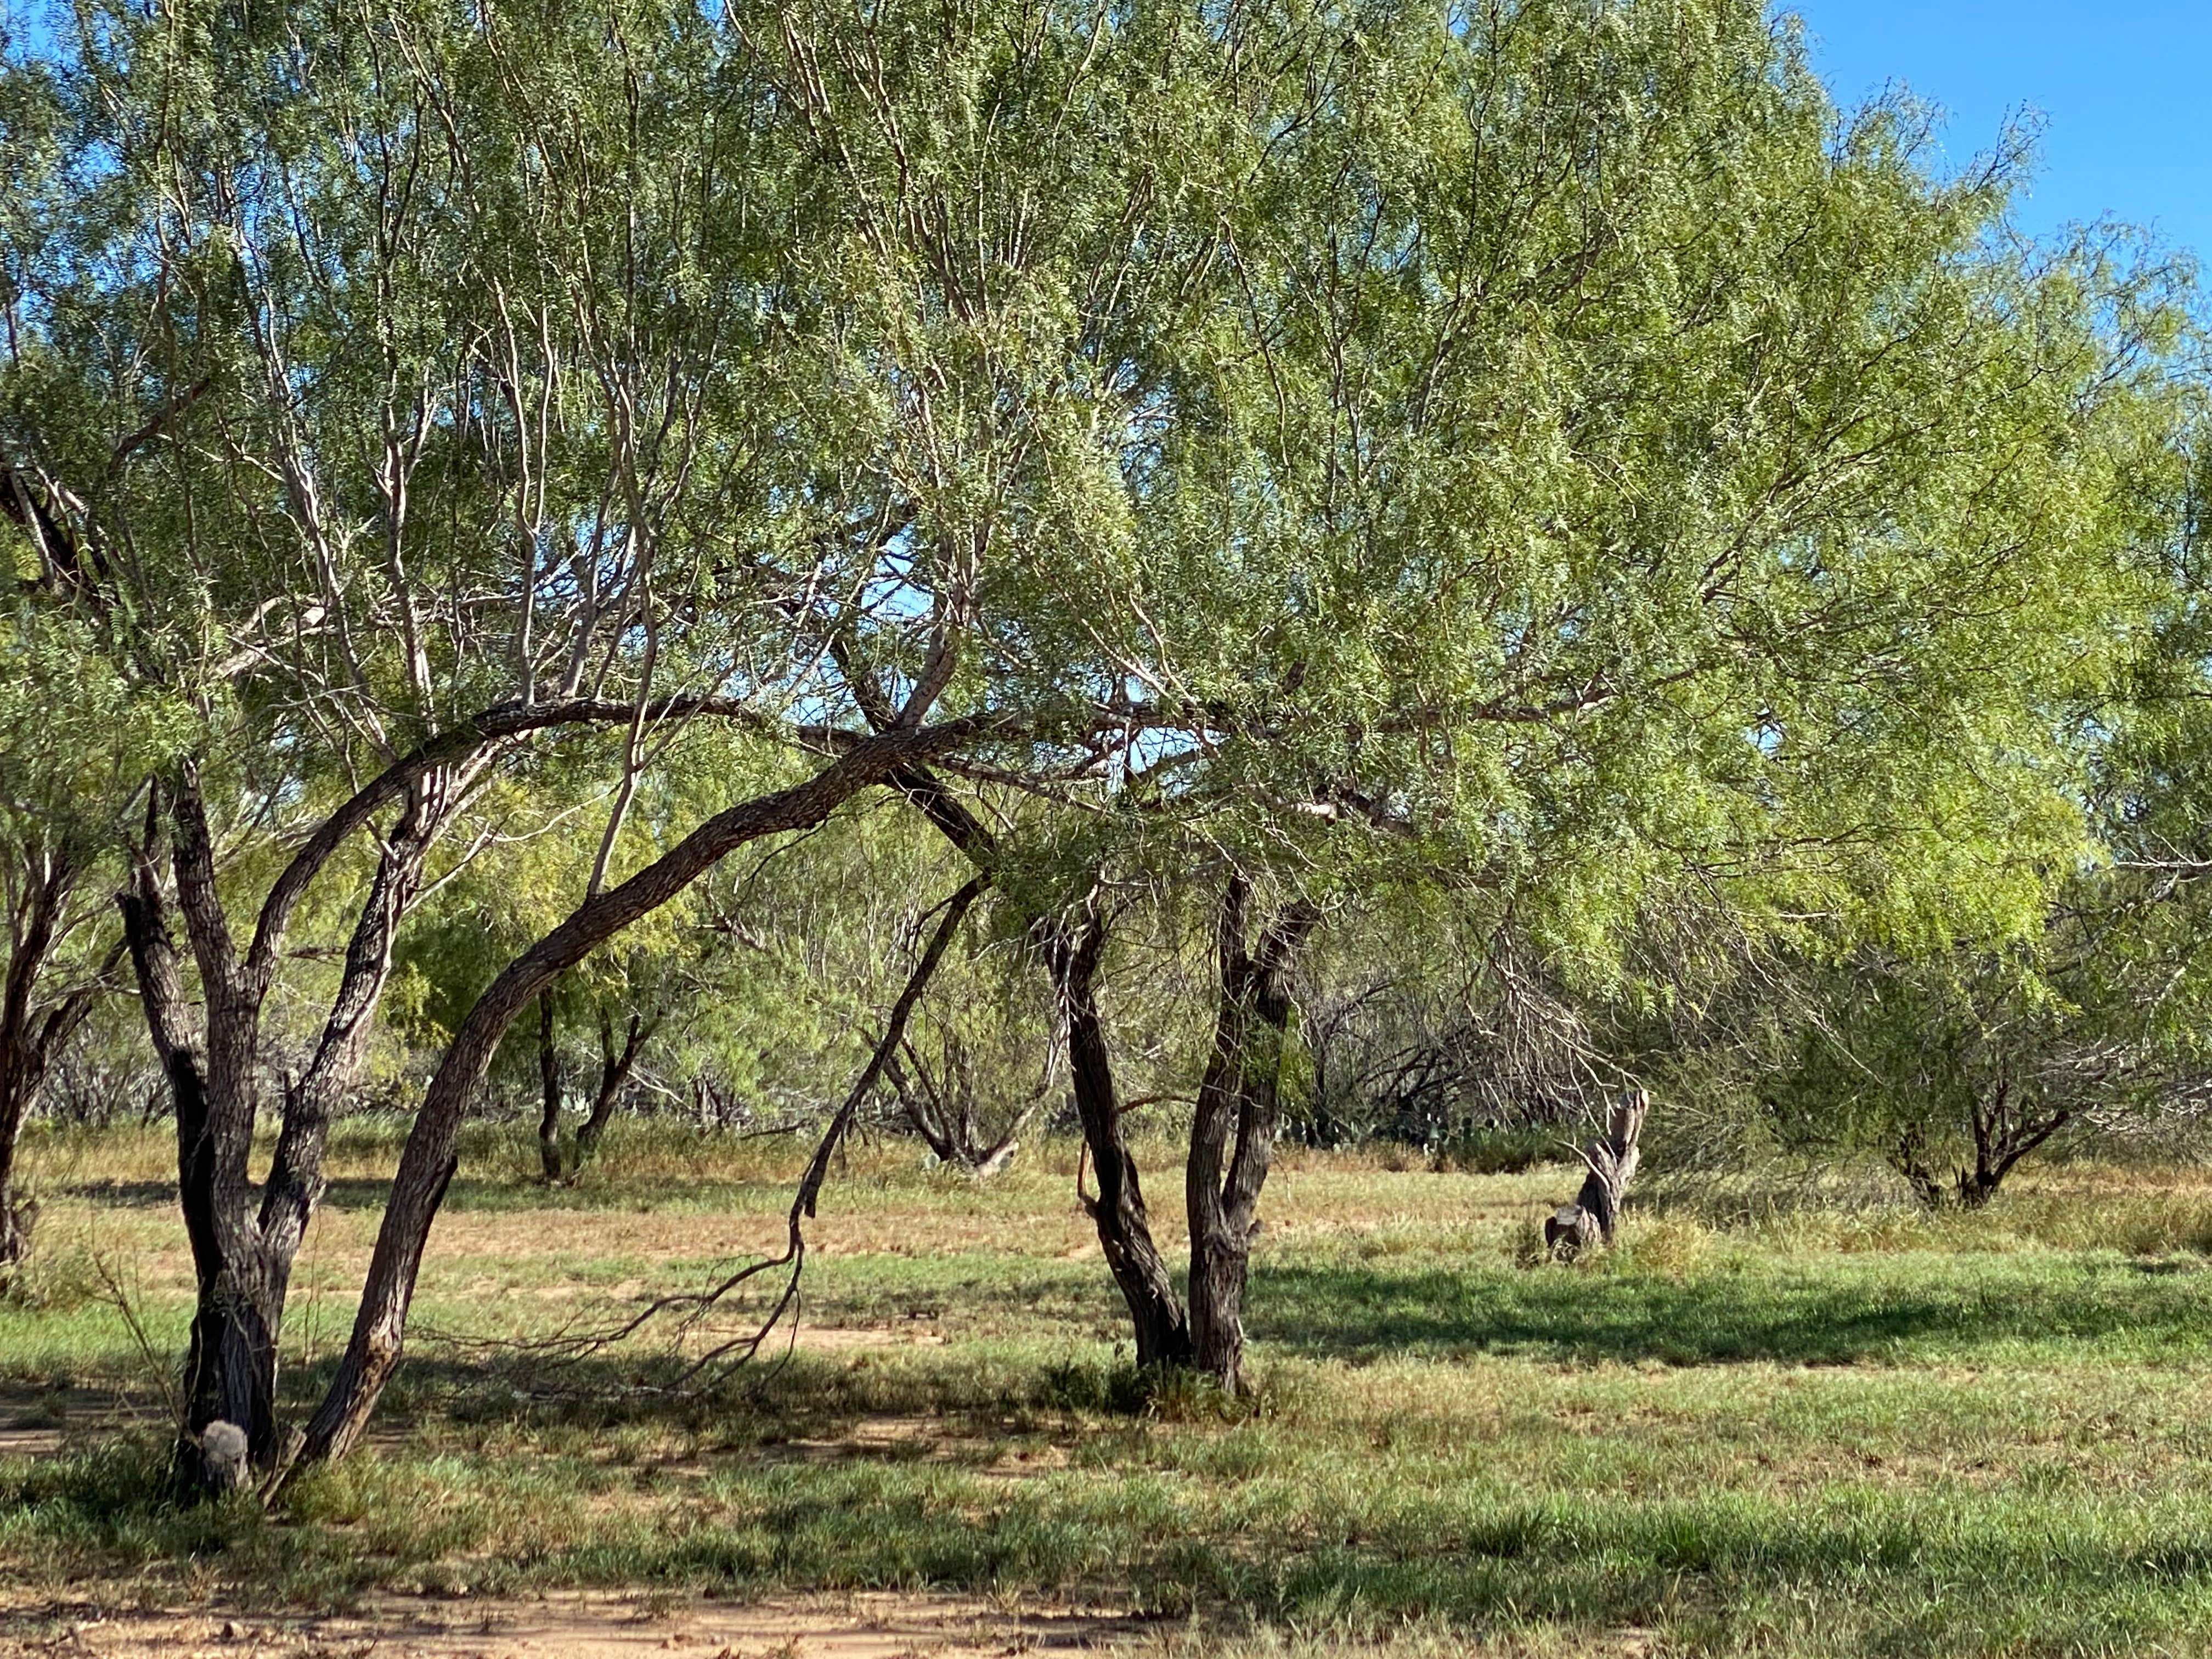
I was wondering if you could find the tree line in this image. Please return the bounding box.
[2,0,2207,1496]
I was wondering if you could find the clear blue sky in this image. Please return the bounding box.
[1786,2,2212,263]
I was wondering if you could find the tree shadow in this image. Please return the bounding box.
[1244,1257,2212,1365]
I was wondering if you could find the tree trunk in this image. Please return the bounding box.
[1185,878,1318,1394]
[538,998,652,1182]
[877,756,1192,1367]
[1956,1079,2067,1207]
[0,1090,35,1274]
[1544,1091,1649,1259]
[0,965,37,1279]
[1045,909,1193,1369]
[885,1038,1037,1175]
[121,769,442,1493]
[121,844,279,1487]
[297,718,984,1467]
[536,992,565,1182]
[573,1008,651,1167]
[1891,1122,1948,1208]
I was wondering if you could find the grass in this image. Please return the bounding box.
[9,1118,2212,1655]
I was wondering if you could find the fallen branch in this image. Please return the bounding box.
[484,875,988,1385]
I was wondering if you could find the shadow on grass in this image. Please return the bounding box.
[1244,1256,2212,1366]
[14,1420,2212,1655]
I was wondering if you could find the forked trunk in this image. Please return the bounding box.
[537,999,652,1182]
[573,1008,651,1167]
[1956,1077,2068,1208]
[121,769,442,1493]
[885,1039,1037,1176]
[1185,878,1318,1394]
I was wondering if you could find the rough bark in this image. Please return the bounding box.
[866,758,1192,1362]
[296,717,988,1465]
[1544,1090,1649,1259]
[875,759,1193,1365]
[119,768,442,1492]
[1185,877,1319,1393]
[1046,908,1195,1369]
[117,817,262,1488]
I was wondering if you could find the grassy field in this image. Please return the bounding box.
[9,1121,2212,1656]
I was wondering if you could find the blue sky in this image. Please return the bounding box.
[1786,2,2212,263]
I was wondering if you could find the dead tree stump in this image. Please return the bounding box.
[1544,1090,1649,1261]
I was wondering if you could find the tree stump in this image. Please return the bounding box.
[1544,1090,1649,1262]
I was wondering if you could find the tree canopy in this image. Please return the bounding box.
[0,0,2203,1482]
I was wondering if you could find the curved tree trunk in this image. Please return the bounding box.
[297,718,985,1466]
[1046,910,1193,1369]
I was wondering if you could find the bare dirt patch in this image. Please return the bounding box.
[0,1592,1149,1659]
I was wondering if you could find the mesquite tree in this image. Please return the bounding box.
[4,0,817,1485]
[0,0,2190,1459]
[291,0,1272,1462]
[877,0,2190,1386]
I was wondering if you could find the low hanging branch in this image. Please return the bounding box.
[1544,1090,1650,1261]
[507,874,989,1385]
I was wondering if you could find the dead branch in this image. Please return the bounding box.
[484,874,986,1386]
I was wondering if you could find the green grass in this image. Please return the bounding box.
[8,1121,2212,1655]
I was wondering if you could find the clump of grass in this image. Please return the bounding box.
[1965,1190,2212,1258]
[1504,1211,1553,1268]
[1641,1159,1910,1228]
[0,1227,104,1314]
[1606,1216,1713,1279]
